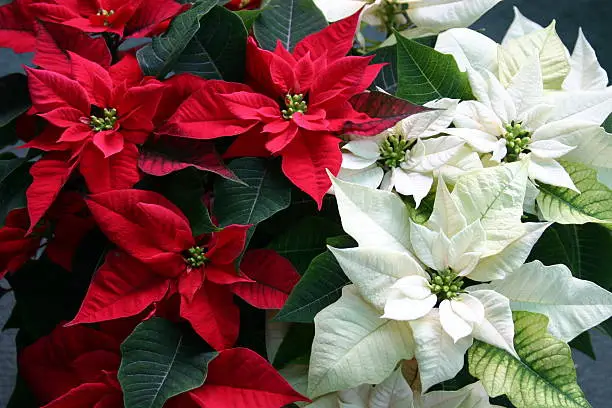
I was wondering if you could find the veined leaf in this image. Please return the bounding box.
[369,45,398,95]
[537,161,612,227]
[274,250,349,323]
[468,311,591,408]
[528,223,612,291]
[253,0,327,52]
[118,318,217,408]
[268,216,344,274]
[307,285,414,399]
[173,5,247,81]
[214,158,292,243]
[136,0,218,79]
[235,8,265,31]
[395,32,474,105]
[0,156,32,227]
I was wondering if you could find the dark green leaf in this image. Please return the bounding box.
[0,119,20,149]
[369,45,398,94]
[601,113,612,132]
[0,74,30,127]
[118,318,218,408]
[7,375,38,408]
[325,234,356,249]
[214,158,292,242]
[569,331,596,360]
[395,32,474,105]
[528,223,612,291]
[253,0,327,52]
[268,216,344,275]
[136,0,219,79]
[273,323,314,369]
[275,251,349,323]
[235,8,265,31]
[0,157,31,227]
[174,6,248,81]
[403,192,435,225]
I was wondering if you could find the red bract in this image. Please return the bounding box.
[0,209,41,279]
[165,12,383,207]
[0,0,35,52]
[20,325,307,408]
[29,0,183,38]
[70,189,297,349]
[24,54,161,229]
[225,0,261,10]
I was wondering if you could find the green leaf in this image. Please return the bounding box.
[369,45,398,95]
[0,74,30,128]
[136,0,219,79]
[272,323,314,369]
[468,311,592,408]
[173,5,247,81]
[235,8,265,31]
[537,161,612,227]
[214,158,292,236]
[0,157,31,227]
[268,216,344,274]
[253,0,327,52]
[118,318,217,408]
[395,31,474,105]
[403,192,435,224]
[275,250,349,323]
[528,223,612,291]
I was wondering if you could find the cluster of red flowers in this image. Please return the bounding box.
[0,0,390,406]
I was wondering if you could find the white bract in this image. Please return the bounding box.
[312,0,501,38]
[339,99,482,206]
[445,55,612,192]
[309,369,500,408]
[309,166,552,394]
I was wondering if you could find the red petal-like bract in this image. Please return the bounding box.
[232,249,301,309]
[33,20,111,77]
[187,348,309,407]
[70,250,169,325]
[343,91,430,136]
[86,189,193,268]
[0,209,40,278]
[80,143,141,193]
[138,137,237,180]
[26,153,77,233]
[0,0,36,52]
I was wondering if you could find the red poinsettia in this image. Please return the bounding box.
[164,12,382,206]
[225,0,261,10]
[70,189,300,350]
[20,324,307,408]
[24,53,162,230]
[28,0,184,38]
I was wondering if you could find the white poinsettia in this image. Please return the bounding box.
[312,0,501,38]
[445,55,612,191]
[309,368,500,408]
[339,99,482,206]
[309,165,550,396]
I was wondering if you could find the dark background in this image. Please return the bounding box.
[1,1,612,407]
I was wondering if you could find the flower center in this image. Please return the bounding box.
[428,268,464,301]
[89,108,118,132]
[281,94,308,120]
[378,134,410,168]
[185,246,208,268]
[96,8,115,26]
[502,121,531,162]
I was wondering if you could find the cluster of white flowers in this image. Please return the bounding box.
[287,5,612,408]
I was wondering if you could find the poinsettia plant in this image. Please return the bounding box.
[1,0,611,407]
